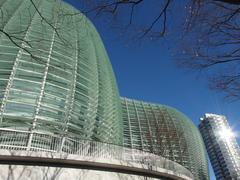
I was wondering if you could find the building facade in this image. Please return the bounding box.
[0,0,208,179]
[199,113,240,179]
[121,98,209,179]
[0,0,123,145]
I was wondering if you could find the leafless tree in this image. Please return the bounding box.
[1,0,240,99]
[179,0,240,100]
[78,0,240,99]
[77,0,172,40]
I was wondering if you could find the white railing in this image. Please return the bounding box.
[0,128,193,179]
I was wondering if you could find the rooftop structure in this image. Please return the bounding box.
[199,113,240,179]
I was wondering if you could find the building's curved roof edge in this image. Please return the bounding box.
[121,97,193,121]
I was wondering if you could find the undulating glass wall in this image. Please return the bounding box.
[0,0,209,179]
[0,0,123,145]
[121,97,209,180]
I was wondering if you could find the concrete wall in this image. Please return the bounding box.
[0,165,157,180]
[0,150,193,180]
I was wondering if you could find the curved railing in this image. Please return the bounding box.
[0,128,193,179]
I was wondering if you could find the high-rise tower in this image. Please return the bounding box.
[199,113,240,179]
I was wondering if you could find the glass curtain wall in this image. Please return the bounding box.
[0,0,123,145]
[121,97,209,180]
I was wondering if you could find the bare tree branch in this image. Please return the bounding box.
[179,0,240,99]
[1,0,240,100]
[140,0,171,38]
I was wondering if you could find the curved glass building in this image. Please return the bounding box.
[0,0,123,144]
[121,98,209,179]
[0,0,208,180]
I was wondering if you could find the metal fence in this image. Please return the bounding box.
[0,128,193,179]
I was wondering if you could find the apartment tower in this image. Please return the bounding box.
[199,114,240,179]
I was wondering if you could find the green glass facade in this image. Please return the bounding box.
[121,98,209,179]
[0,0,209,180]
[0,0,123,144]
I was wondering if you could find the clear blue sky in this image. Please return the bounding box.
[65,1,240,179]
